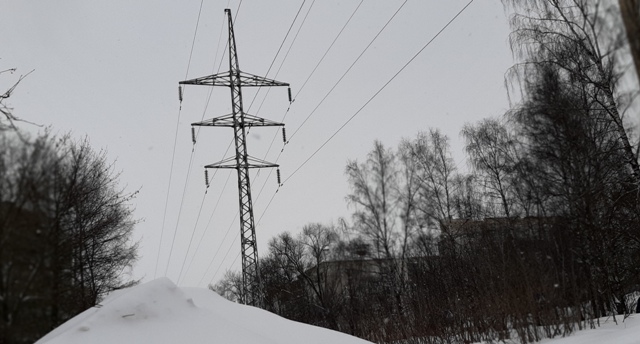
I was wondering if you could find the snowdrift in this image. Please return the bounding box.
[36,278,372,344]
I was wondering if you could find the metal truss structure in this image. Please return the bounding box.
[179,8,289,307]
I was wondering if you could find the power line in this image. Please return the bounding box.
[163,147,198,277]
[252,0,477,234]
[199,11,231,126]
[200,0,453,287]
[163,8,235,279]
[185,0,207,82]
[250,0,402,211]
[211,0,241,74]
[250,0,365,210]
[210,234,241,286]
[154,108,182,279]
[154,0,207,279]
[243,0,317,200]
[198,214,238,286]
[252,0,317,115]
[176,188,209,284]
[256,184,280,226]
[182,169,233,281]
[234,0,243,22]
[249,0,365,205]
[218,0,404,278]
[210,0,476,287]
[246,0,308,113]
[166,0,243,281]
[287,0,409,142]
[293,0,365,101]
[175,17,235,284]
[283,0,476,185]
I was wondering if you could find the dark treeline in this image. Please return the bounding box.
[213,1,640,343]
[2,40,139,344]
[0,132,139,344]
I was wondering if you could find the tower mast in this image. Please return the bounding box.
[180,8,290,307]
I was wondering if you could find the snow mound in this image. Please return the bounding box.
[36,278,372,344]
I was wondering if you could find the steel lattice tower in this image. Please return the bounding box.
[179,8,290,307]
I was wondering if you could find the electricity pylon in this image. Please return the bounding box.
[179,8,290,307]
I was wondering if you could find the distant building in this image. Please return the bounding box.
[438,216,560,256]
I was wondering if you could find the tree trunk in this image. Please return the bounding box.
[619,0,640,83]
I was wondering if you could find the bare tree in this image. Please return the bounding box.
[504,0,640,182]
[450,173,484,221]
[511,61,640,319]
[345,140,423,323]
[259,227,345,329]
[0,68,36,132]
[345,141,400,259]
[405,129,458,226]
[462,119,519,218]
[0,132,138,344]
[211,270,244,303]
[300,224,339,298]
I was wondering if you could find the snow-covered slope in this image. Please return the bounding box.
[36,277,640,344]
[36,278,372,344]
[535,316,640,344]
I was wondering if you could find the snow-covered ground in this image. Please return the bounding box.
[473,316,640,344]
[36,278,639,344]
[36,278,372,344]
[534,315,640,344]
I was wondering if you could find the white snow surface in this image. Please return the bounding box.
[36,278,372,344]
[534,315,640,344]
[36,277,640,344]
[473,315,640,344]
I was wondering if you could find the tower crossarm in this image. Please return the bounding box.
[236,71,289,87]
[180,71,289,88]
[192,113,284,128]
[179,71,233,87]
[205,155,279,169]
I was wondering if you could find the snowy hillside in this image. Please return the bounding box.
[36,278,372,344]
[35,277,640,344]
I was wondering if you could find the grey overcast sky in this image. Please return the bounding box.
[1,0,515,287]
